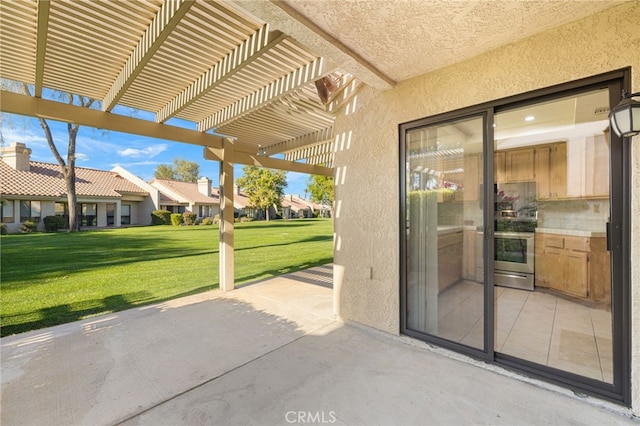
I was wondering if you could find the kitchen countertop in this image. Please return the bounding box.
[536,227,606,238]
[437,225,463,235]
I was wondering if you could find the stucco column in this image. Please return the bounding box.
[219,137,235,292]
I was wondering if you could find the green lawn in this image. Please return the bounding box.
[0,219,333,337]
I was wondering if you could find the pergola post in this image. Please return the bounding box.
[219,137,235,292]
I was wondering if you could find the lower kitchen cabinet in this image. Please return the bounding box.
[535,232,609,303]
[438,231,463,292]
[462,229,476,280]
[564,250,589,298]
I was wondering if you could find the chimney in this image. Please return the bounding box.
[234,184,241,195]
[2,142,32,171]
[197,177,212,197]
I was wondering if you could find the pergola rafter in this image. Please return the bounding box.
[34,0,50,98]
[102,0,194,111]
[156,25,280,123]
[198,57,327,132]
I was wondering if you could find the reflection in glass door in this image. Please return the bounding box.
[493,89,613,383]
[405,115,485,350]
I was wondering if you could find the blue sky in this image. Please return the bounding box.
[0,109,312,197]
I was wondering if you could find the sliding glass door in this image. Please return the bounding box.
[405,114,486,351]
[400,70,630,404]
[493,89,613,383]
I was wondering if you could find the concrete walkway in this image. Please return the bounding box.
[1,265,637,425]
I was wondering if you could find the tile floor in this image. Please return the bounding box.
[435,280,613,383]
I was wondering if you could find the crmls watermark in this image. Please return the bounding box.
[285,411,337,424]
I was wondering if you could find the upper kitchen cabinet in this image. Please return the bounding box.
[534,142,567,200]
[505,148,535,182]
[565,134,609,198]
[534,136,609,200]
[494,148,535,183]
[454,153,480,201]
[494,152,506,183]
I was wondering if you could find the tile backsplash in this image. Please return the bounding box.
[538,199,609,231]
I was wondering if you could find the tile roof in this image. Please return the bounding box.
[151,179,219,205]
[0,160,148,198]
[282,195,314,211]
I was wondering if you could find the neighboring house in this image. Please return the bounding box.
[281,195,312,219]
[281,194,329,218]
[149,177,219,220]
[0,142,150,233]
[231,185,265,220]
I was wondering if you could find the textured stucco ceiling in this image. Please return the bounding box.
[278,0,628,84]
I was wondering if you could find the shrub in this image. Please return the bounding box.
[43,215,66,232]
[239,216,253,222]
[201,217,214,225]
[151,210,172,225]
[21,221,38,233]
[0,224,7,235]
[213,214,220,224]
[183,211,197,225]
[170,213,183,226]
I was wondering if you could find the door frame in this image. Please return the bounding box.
[399,68,631,405]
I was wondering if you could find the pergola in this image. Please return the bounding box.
[0,0,622,291]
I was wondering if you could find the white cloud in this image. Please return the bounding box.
[75,152,89,161]
[117,144,168,158]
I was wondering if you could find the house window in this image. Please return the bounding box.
[199,205,211,217]
[55,202,69,228]
[121,204,131,225]
[2,200,14,223]
[20,201,41,222]
[106,204,115,226]
[81,203,97,226]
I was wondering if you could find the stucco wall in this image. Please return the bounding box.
[333,1,639,410]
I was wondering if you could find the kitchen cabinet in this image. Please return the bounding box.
[494,152,506,183]
[565,134,609,198]
[534,142,567,199]
[454,154,480,202]
[535,232,610,303]
[506,148,535,182]
[494,146,544,185]
[438,230,463,291]
[436,153,480,202]
[462,229,476,280]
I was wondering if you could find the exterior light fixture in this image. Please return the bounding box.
[256,145,267,156]
[609,90,640,137]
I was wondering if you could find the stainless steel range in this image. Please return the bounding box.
[494,226,535,290]
[475,182,538,290]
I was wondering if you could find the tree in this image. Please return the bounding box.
[153,158,200,182]
[19,83,97,232]
[306,174,334,217]
[236,166,287,221]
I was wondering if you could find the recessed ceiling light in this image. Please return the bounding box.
[525,115,535,122]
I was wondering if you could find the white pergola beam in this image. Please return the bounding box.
[283,139,334,163]
[204,146,333,177]
[270,128,333,156]
[2,90,225,149]
[34,0,50,98]
[102,0,194,112]
[197,57,326,132]
[156,26,285,123]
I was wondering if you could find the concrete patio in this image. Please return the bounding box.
[1,265,637,425]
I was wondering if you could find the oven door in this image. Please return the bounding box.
[494,232,535,274]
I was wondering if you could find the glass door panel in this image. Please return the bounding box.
[493,89,613,383]
[405,115,485,350]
